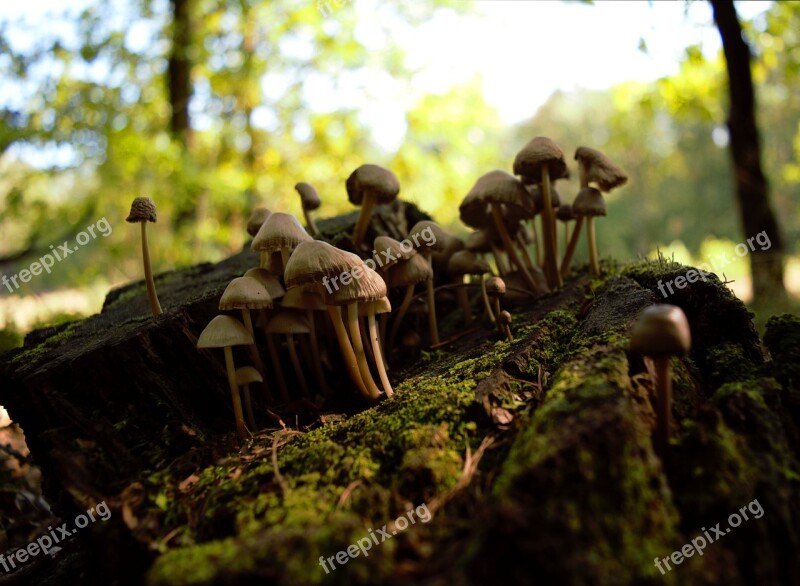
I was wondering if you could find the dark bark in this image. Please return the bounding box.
[710,0,786,303]
[167,0,192,147]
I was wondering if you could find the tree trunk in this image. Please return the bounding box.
[710,0,786,304]
[168,0,192,148]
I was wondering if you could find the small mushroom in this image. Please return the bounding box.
[387,252,433,350]
[630,305,691,456]
[498,310,513,342]
[126,197,163,317]
[448,250,492,325]
[246,207,272,238]
[251,212,313,273]
[358,294,393,397]
[197,315,253,440]
[485,276,507,339]
[569,187,607,277]
[235,366,262,430]
[295,182,321,237]
[555,203,575,255]
[347,164,400,249]
[243,267,286,300]
[407,221,449,346]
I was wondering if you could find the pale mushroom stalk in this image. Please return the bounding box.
[540,167,562,288]
[560,216,584,278]
[480,274,495,323]
[515,231,537,272]
[139,221,163,317]
[367,311,393,396]
[223,347,249,440]
[265,333,290,402]
[455,275,473,325]
[285,333,310,397]
[389,284,415,350]
[347,303,383,398]
[379,313,390,368]
[239,310,271,400]
[352,192,376,249]
[326,305,376,401]
[303,208,319,237]
[423,254,439,346]
[490,243,510,276]
[359,318,375,364]
[586,215,600,276]
[490,205,539,293]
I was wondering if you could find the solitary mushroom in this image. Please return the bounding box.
[295,182,321,237]
[197,315,253,440]
[630,304,691,456]
[126,197,163,317]
[246,207,272,238]
[486,276,507,339]
[498,310,513,342]
[347,164,400,249]
[513,137,569,288]
[235,366,262,430]
[251,212,313,273]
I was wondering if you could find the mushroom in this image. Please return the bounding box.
[448,250,492,325]
[197,315,253,440]
[281,286,331,396]
[347,164,400,249]
[284,240,378,402]
[358,294,393,397]
[126,197,163,317]
[387,251,433,351]
[569,187,607,277]
[235,366,262,430]
[630,304,691,456]
[251,212,313,273]
[460,170,541,294]
[372,235,411,362]
[243,267,286,300]
[295,182,321,237]
[486,276,509,339]
[513,137,569,288]
[407,220,448,346]
[265,310,312,399]
[555,203,575,255]
[498,310,513,342]
[246,207,272,238]
[219,276,273,401]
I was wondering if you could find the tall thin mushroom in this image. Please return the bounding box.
[295,182,321,237]
[126,197,163,317]
[347,164,400,249]
[407,221,448,346]
[251,212,313,273]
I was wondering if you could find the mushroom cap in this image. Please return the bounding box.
[235,366,263,385]
[126,197,157,223]
[465,230,492,254]
[324,264,387,306]
[295,182,321,211]
[407,220,448,253]
[486,276,506,296]
[243,268,286,299]
[346,164,400,206]
[498,310,512,326]
[284,240,363,289]
[251,212,313,254]
[373,235,415,270]
[220,277,273,310]
[574,146,628,192]
[388,253,433,288]
[630,304,691,357]
[359,295,392,316]
[556,203,575,222]
[246,207,271,237]
[526,183,561,210]
[513,137,569,181]
[281,286,326,311]
[197,315,253,348]
[448,250,491,276]
[460,170,533,229]
[265,310,311,335]
[572,187,607,217]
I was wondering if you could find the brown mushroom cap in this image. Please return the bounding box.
[265,310,312,335]
[630,304,691,357]
[556,203,575,222]
[284,240,363,289]
[513,137,569,180]
[460,170,533,229]
[197,315,253,348]
[126,197,157,223]
[407,220,448,254]
[498,310,512,326]
[388,253,432,288]
[485,276,507,297]
[526,183,561,210]
[219,276,273,310]
[324,264,387,306]
[243,268,286,299]
[295,182,321,211]
[246,208,271,237]
[574,146,628,192]
[346,164,400,206]
[448,250,491,276]
[572,187,607,217]
[235,365,263,385]
[251,212,313,255]
[373,235,415,270]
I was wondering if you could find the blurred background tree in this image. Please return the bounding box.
[0,0,798,337]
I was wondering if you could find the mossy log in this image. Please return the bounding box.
[1,205,798,585]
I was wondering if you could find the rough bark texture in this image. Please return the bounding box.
[1,206,798,585]
[710,0,786,303]
[168,0,192,147]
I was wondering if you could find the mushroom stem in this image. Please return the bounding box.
[539,166,562,288]
[455,276,473,325]
[560,216,584,279]
[368,312,393,397]
[352,194,375,249]
[515,231,537,272]
[306,310,331,396]
[490,204,539,294]
[653,356,672,456]
[223,346,249,441]
[490,243,510,277]
[242,382,257,430]
[347,303,383,398]
[492,298,503,337]
[530,220,542,266]
[360,317,375,364]
[240,310,272,402]
[425,256,440,346]
[586,216,600,276]
[379,313,389,369]
[480,274,495,323]
[389,284,415,350]
[139,221,163,317]
[266,334,290,403]
[303,208,319,237]
[286,333,310,397]
[326,305,375,401]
